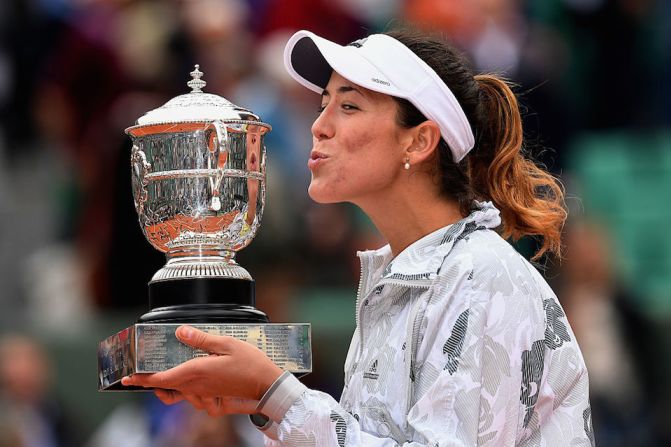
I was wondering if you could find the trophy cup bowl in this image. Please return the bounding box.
[97,66,311,391]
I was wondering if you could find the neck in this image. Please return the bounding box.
[354,179,464,257]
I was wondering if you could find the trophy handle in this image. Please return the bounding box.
[131,145,151,215]
[206,120,228,211]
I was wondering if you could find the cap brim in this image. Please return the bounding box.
[284,30,401,97]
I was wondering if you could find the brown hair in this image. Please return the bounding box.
[385,29,566,260]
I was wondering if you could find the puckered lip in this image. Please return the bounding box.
[310,150,329,160]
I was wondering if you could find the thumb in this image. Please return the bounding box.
[176,325,232,354]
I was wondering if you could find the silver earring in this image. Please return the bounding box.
[404,157,410,170]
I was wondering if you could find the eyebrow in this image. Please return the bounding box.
[322,85,365,98]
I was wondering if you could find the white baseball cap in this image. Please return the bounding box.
[283,30,475,162]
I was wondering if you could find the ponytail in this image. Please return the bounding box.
[385,28,567,260]
[471,74,566,260]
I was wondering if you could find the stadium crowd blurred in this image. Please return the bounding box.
[0,0,670,445]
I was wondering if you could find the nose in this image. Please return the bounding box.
[311,105,334,141]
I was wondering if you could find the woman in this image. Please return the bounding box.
[123,28,594,446]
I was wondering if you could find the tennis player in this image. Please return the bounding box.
[123,28,594,446]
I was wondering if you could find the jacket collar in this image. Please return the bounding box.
[357,202,501,286]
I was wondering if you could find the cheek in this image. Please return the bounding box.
[335,131,379,178]
[339,131,399,187]
[309,119,403,203]
[345,128,377,153]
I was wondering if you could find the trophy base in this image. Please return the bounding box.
[98,323,312,391]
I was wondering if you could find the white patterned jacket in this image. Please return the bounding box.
[254,202,594,446]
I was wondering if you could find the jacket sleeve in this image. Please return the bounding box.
[255,372,471,446]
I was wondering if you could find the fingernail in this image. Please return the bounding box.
[121,376,131,385]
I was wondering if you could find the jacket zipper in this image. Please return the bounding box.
[355,256,370,364]
[355,258,367,331]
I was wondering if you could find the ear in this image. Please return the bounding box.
[406,120,441,165]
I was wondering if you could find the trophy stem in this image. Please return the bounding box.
[137,246,268,324]
[166,246,236,260]
[152,246,252,282]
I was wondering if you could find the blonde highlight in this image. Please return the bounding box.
[472,74,567,260]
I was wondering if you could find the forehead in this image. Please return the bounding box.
[324,72,394,104]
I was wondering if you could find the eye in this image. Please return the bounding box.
[342,103,359,111]
[317,104,327,114]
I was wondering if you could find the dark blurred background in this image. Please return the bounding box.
[0,0,669,445]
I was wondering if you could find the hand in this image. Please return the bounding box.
[152,389,260,417]
[121,325,284,414]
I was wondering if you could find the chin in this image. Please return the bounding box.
[307,187,333,204]
[307,183,341,204]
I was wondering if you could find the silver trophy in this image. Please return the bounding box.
[97,66,311,391]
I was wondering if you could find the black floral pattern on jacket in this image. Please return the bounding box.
[543,298,571,349]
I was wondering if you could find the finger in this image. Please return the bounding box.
[122,372,177,390]
[182,392,206,411]
[203,397,221,417]
[123,357,218,395]
[154,388,184,405]
[122,374,159,388]
[176,325,236,354]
